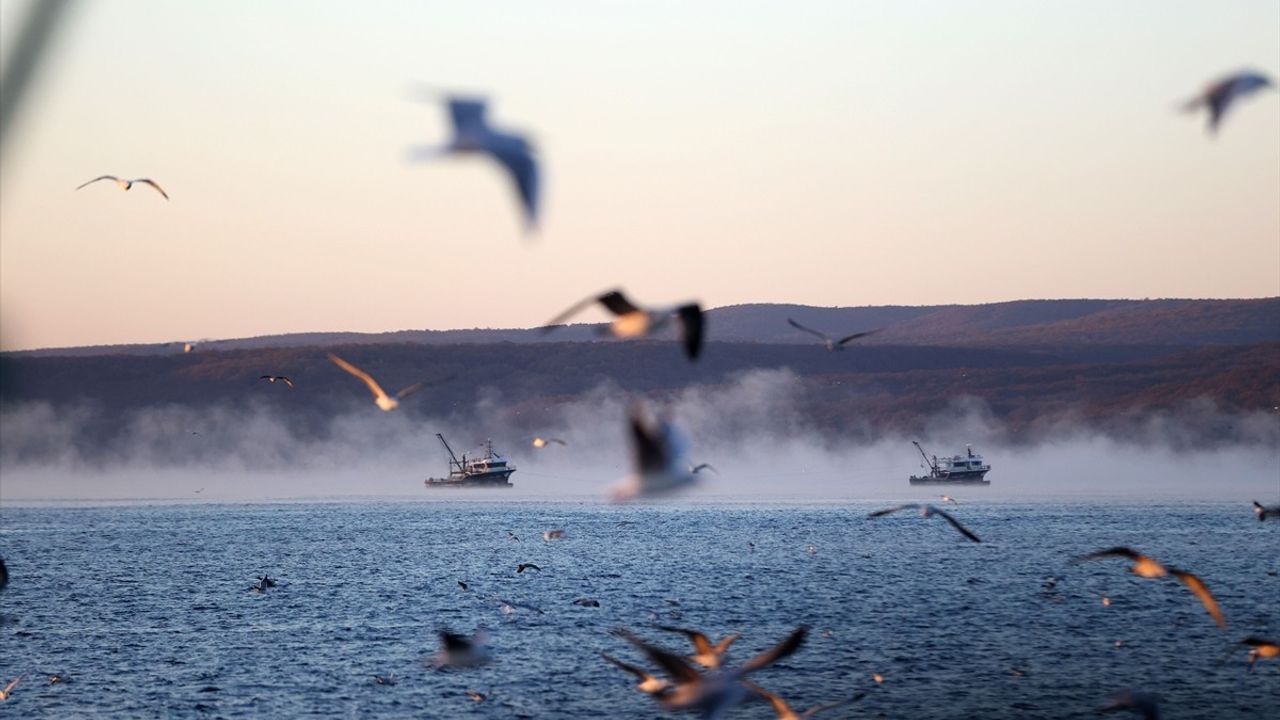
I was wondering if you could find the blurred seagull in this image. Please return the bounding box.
[1243,637,1280,670]
[1077,547,1225,629]
[1181,70,1274,134]
[868,503,981,543]
[573,598,601,607]
[464,689,488,703]
[743,681,865,720]
[428,629,492,668]
[1098,689,1162,720]
[0,557,7,592]
[532,437,567,449]
[655,625,740,669]
[690,463,717,475]
[1252,500,1279,521]
[0,676,21,701]
[940,495,959,505]
[328,353,423,411]
[611,403,697,502]
[541,289,704,361]
[786,318,878,351]
[516,563,541,573]
[602,652,671,696]
[408,92,539,230]
[259,375,294,389]
[542,529,565,541]
[615,626,808,719]
[373,673,397,685]
[76,175,169,199]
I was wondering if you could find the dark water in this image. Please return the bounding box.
[1,500,1278,718]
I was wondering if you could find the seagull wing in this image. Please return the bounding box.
[655,625,713,656]
[787,318,831,343]
[134,178,169,199]
[868,503,921,518]
[488,134,538,229]
[629,405,669,474]
[929,506,982,543]
[676,304,703,360]
[691,463,717,474]
[835,328,880,346]
[601,653,660,685]
[75,175,119,190]
[614,629,702,685]
[1077,547,1145,563]
[440,631,473,652]
[447,97,488,134]
[281,377,295,389]
[802,692,868,718]
[597,290,641,316]
[741,626,807,674]
[328,353,391,403]
[742,681,796,719]
[1170,569,1226,629]
[395,382,425,400]
[540,291,620,332]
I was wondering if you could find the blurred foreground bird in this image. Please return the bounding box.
[409,92,539,230]
[655,625,740,669]
[542,289,704,361]
[1241,637,1279,670]
[259,375,294,388]
[428,629,492,668]
[611,403,697,502]
[786,318,878,351]
[1181,70,1274,134]
[1076,547,1225,629]
[868,503,981,543]
[328,353,423,411]
[743,680,865,719]
[0,676,21,701]
[1099,689,1161,719]
[603,652,671,696]
[76,175,169,199]
[532,437,567,449]
[1252,500,1279,521]
[614,626,807,719]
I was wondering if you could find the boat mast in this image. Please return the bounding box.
[436,433,463,472]
[913,440,940,476]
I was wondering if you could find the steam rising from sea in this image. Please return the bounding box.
[2,369,1276,502]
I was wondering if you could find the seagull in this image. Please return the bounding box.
[373,674,397,685]
[76,175,169,199]
[615,626,808,720]
[532,437,567,448]
[47,674,70,685]
[1098,689,1162,719]
[940,495,959,505]
[516,563,541,574]
[1077,547,1225,629]
[786,318,878,351]
[428,629,492,668]
[457,580,468,591]
[867,503,982,543]
[259,375,294,389]
[464,689,489,703]
[743,681,865,720]
[690,463,717,475]
[1252,500,1280,521]
[610,402,698,502]
[506,531,520,543]
[655,625,741,669]
[541,289,704,361]
[0,676,21,701]
[602,652,670,696]
[573,598,600,607]
[1181,70,1274,134]
[328,353,423,411]
[183,342,196,353]
[1241,637,1279,670]
[408,93,539,230]
[542,529,565,541]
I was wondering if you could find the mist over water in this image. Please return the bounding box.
[2,369,1277,503]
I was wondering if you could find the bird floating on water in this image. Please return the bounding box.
[1181,70,1274,134]
[76,175,169,199]
[610,402,698,502]
[328,353,423,411]
[1077,547,1225,629]
[259,375,294,388]
[786,318,878,351]
[655,625,741,669]
[868,503,982,543]
[409,91,539,230]
[542,529,565,541]
[542,289,704,361]
[1252,500,1279,521]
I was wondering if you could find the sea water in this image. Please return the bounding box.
[1,499,1278,718]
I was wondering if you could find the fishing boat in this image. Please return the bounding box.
[424,434,515,488]
[908,441,991,485]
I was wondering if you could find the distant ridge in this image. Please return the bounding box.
[6,297,1278,357]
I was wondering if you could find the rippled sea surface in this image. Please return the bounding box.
[2,499,1278,718]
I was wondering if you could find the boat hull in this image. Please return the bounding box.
[909,471,990,486]
[424,470,515,488]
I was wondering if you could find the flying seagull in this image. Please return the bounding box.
[516,563,541,574]
[940,495,959,505]
[259,375,295,389]
[409,92,539,230]
[615,626,808,719]
[786,318,878,351]
[532,437,567,449]
[328,353,423,411]
[743,680,866,720]
[868,503,982,543]
[1241,637,1279,671]
[655,625,741,669]
[541,289,704,361]
[602,652,671,696]
[611,402,698,502]
[690,463,717,475]
[1181,70,1274,134]
[1252,500,1280,521]
[76,175,169,199]
[1077,547,1226,629]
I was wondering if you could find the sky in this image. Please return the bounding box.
[1,0,1277,351]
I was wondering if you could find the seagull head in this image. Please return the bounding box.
[375,397,399,412]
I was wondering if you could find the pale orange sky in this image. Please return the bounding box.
[1,0,1277,351]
